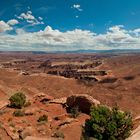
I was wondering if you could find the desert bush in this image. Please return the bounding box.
[52,131,65,139]
[82,105,132,140]
[9,92,26,109]
[12,129,16,133]
[37,114,48,122]
[13,110,25,117]
[70,106,80,118]
[9,122,15,128]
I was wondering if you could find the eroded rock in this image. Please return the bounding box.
[49,97,67,105]
[33,93,54,103]
[66,94,100,114]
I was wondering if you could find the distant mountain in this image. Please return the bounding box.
[31,49,140,54]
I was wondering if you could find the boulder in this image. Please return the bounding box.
[19,126,36,139]
[20,71,29,76]
[133,115,140,129]
[66,94,100,114]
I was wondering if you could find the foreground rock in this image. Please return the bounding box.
[66,94,100,114]
[127,125,140,140]
[127,116,140,140]
[19,126,36,139]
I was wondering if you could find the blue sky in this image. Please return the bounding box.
[0,0,140,51]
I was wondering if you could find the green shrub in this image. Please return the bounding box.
[70,106,80,118]
[37,114,48,122]
[13,110,25,117]
[9,92,26,109]
[82,105,133,140]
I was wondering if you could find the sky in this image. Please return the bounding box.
[0,0,140,51]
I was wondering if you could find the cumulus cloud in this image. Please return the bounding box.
[0,25,140,51]
[72,4,83,11]
[18,11,34,20]
[0,21,13,33]
[17,11,44,25]
[7,19,19,26]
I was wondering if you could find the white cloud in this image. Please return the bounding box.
[38,17,43,20]
[0,21,13,33]
[0,25,140,51]
[72,4,83,11]
[17,11,43,25]
[16,28,26,34]
[7,19,19,26]
[18,11,35,20]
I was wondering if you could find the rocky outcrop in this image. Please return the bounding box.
[66,94,100,114]
[3,125,19,140]
[33,93,54,103]
[49,97,67,105]
[19,126,36,139]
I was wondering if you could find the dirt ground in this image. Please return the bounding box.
[0,53,140,139]
[0,53,140,116]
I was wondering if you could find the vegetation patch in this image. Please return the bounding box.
[82,105,133,140]
[13,110,25,117]
[37,114,48,123]
[9,92,26,109]
[70,106,80,118]
[52,131,65,139]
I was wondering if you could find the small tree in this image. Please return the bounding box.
[9,92,26,109]
[82,105,133,140]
